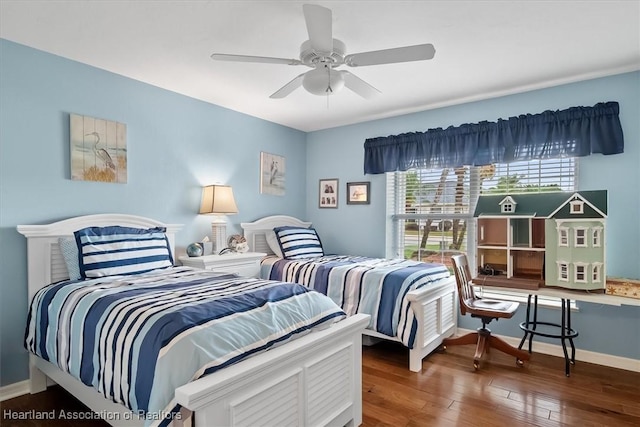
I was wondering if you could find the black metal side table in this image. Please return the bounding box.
[518,295,579,376]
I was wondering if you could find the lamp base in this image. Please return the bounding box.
[211,218,227,254]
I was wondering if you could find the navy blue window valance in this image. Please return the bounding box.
[364,101,624,174]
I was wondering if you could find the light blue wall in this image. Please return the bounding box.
[0,39,307,386]
[306,71,640,360]
[1,38,638,387]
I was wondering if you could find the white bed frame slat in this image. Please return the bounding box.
[241,215,312,256]
[50,244,69,283]
[241,214,459,373]
[18,213,368,427]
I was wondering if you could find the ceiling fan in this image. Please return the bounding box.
[211,4,435,99]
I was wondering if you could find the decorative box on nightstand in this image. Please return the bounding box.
[178,252,267,278]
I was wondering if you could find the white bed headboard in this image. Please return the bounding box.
[17,214,182,302]
[241,215,311,255]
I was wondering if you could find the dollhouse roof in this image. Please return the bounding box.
[474,190,607,218]
[548,192,608,219]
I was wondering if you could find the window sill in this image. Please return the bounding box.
[475,287,579,311]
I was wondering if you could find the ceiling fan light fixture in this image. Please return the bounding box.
[302,66,344,96]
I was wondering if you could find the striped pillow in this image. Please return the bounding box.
[74,226,173,278]
[273,226,324,259]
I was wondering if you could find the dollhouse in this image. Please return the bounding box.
[474,190,607,290]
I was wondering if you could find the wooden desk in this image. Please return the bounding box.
[480,284,640,307]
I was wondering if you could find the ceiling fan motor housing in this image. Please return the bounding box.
[299,39,346,66]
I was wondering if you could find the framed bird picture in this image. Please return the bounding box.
[70,113,127,183]
[259,151,285,196]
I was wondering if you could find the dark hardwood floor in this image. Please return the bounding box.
[2,343,639,426]
[362,342,640,427]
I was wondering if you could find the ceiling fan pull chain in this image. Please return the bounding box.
[326,65,332,108]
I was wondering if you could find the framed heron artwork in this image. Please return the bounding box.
[260,151,285,196]
[70,113,127,183]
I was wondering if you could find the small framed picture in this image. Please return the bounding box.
[347,182,370,205]
[260,152,285,196]
[319,178,338,208]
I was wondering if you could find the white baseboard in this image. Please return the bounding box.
[456,328,640,373]
[0,380,30,402]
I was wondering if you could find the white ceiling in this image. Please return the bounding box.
[1,1,639,132]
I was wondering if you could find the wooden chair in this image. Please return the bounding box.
[443,254,530,370]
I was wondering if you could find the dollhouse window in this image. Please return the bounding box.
[575,228,587,247]
[499,196,517,213]
[592,263,602,283]
[558,227,569,247]
[558,262,569,281]
[592,227,602,247]
[570,200,584,214]
[574,263,587,283]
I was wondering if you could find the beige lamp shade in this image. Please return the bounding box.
[199,185,238,215]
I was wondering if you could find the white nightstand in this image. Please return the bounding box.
[178,252,267,278]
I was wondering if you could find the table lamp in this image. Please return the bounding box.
[199,185,238,253]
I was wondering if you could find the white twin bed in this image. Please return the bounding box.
[241,215,458,373]
[18,214,369,427]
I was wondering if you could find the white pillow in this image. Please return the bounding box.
[59,237,82,280]
[265,230,284,258]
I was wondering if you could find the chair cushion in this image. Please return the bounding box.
[466,298,519,316]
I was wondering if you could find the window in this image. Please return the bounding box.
[570,200,584,214]
[499,196,517,214]
[592,263,602,283]
[592,227,602,247]
[386,166,473,269]
[558,227,569,247]
[387,158,577,274]
[575,228,587,247]
[558,262,569,281]
[574,263,587,283]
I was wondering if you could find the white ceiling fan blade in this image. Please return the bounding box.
[345,43,436,67]
[269,73,306,98]
[302,4,333,54]
[211,53,302,66]
[341,71,381,99]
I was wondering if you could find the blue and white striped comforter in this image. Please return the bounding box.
[261,255,451,349]
[25,267,345,426]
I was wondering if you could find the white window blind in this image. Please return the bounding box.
[479,158,576,194]
[386,166,476,265]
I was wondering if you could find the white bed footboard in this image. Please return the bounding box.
[359,276,457,372]
[176,314,369,427]
[405,276,458,371]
